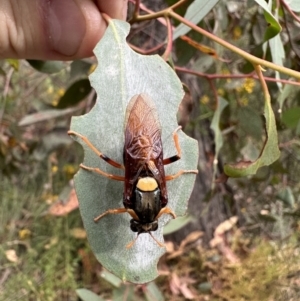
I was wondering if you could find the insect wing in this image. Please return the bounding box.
[124,94,162,163]
[123,94,168,207]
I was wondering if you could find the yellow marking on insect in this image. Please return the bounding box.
[137,177,158,192]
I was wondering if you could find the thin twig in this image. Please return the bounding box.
[169,11,300,80]
[254,65,270,100]
[129,42,165,54]
[132,0,140,20]
[169,0,190,11]
[280,0,300,23]
[175,66,300,86]
[130,2,300,81]
[162,17,173,60]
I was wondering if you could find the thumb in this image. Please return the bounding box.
[0,0,128,60]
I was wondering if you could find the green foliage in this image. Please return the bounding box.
[77,272,165,301]
[77,289,105,301]
[173,0,220,40]
[163,215,194,235]
[282,107,300,129]
[0,175,81,301]
[219,240,299,300]
[210,97,228,181]
[2,0,300,299]
[254,0,282,40]
[224,93,280,177]
[27,60,66,74]
[56,79,92,109]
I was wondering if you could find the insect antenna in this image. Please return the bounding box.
[149,232,165,248]
[126,232,165,249]
[126,234,140,249]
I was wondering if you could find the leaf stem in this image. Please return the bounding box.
[169,0,191,11]
[280,0,300,23]
[168,11,300,80]
[129,42,165,55]
[131,5,300,80]
[162,17,173,60]
[254,65,270,102]
[175,66,300,86]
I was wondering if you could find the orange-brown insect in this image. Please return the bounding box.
[68,94,198,248]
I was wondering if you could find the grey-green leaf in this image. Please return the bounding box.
[18,107,77,126]
[69,20,198,283]
[254,0,282,41]
[277,187,295,208]
[163,215,194,235]
[145,282,165,301]
[76,289,105,301]
[285,0,300,12]
[268,8,284,89]
[100,270,122,288]
[210,97,228,183]
[173,0,220,41]
[224,94,280,177]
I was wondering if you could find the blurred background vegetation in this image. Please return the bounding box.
[1,0,300,300]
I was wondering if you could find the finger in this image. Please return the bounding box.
[96,0,128,20]
[0,0,128,60]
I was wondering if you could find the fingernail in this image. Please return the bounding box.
[42,0,86,56]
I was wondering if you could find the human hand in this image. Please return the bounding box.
[0,0,128,60]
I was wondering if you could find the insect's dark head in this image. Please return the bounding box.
[130,219,158,233]
[127,219,164,249]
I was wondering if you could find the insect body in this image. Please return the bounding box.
[68,94,198,248]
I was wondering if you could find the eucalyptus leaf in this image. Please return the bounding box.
[277,83,300,111]
[56,79,92,109]
[224,94,280,177]
[145,282,165,301]
[210,97,228,182]
[254,0,281,41]
[277,187,295,208]
[112,285,135,301]
[100,270,122,287]
[238,106,263,141]
[285,0,300,12]
[281,107,300,129]
[18,107,77,126]
[69,20,198,283]
[268,8,284,89]
[163,214,193,235]
[210,97,228,156]
[27,60,65,74]
[76,288,105,301]
[173,0,220,41]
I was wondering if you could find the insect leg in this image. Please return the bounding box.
[94,207,139,222]
[94,208,128,222]
[165,169,198,181]
[155,207,176,220]
[68,130,124,169]
[163,126,182,165]
[80,164,125,181]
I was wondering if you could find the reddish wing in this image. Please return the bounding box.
[123,94,168,207]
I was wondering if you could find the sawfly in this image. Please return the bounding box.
[68,94,198,248]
